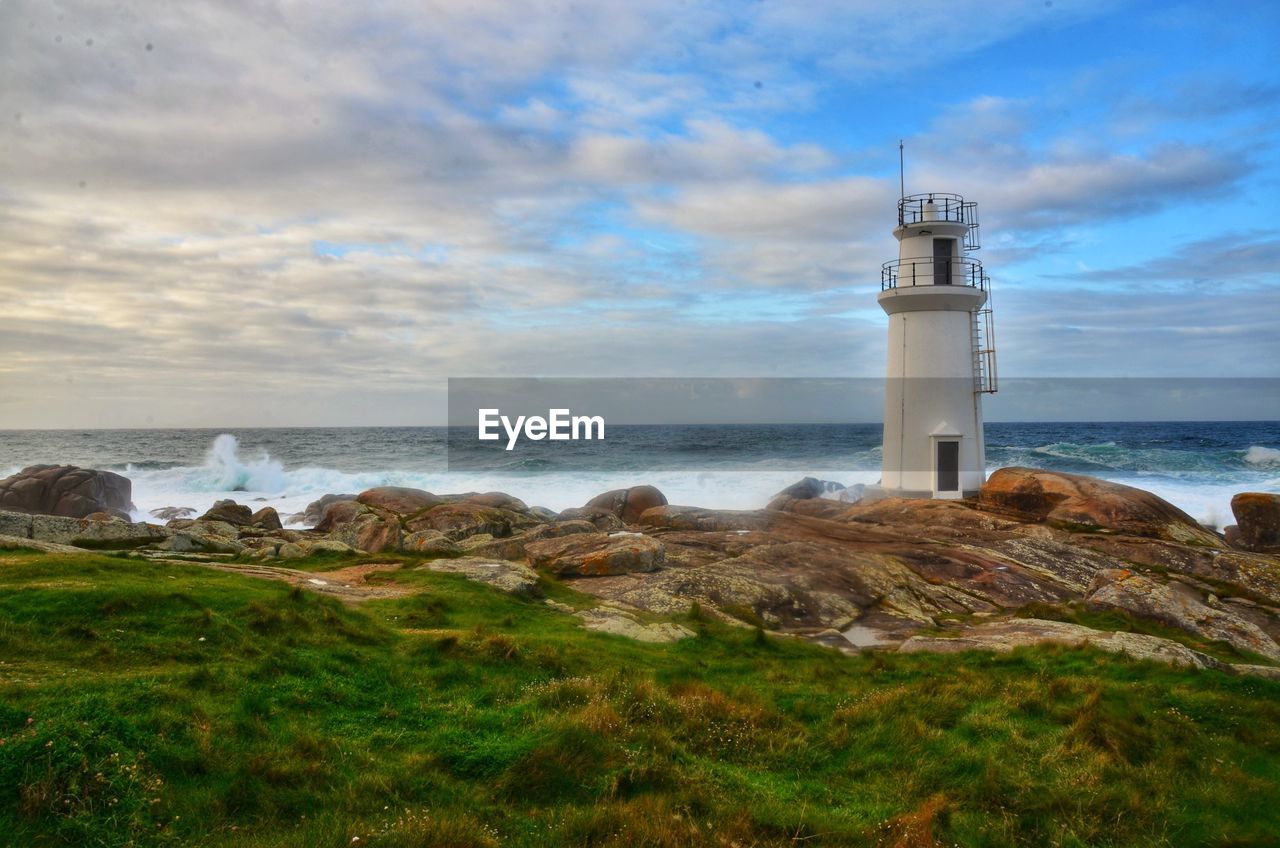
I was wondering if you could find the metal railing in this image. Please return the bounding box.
[897,193,981,250]
[881,256,988,291]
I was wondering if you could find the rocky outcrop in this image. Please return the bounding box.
[899,618,1222,670]
[1085,569,1280,661]
[579,485,668,524]
[0,509,169,548]
[0,465,133,520]
[979,467,1221,545]
[1230,492,1280,553]
[526,532,665,577]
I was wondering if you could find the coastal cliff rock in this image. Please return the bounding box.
[978,466,1221,545]
[0,465,133,520]
[1230,492,1280,552]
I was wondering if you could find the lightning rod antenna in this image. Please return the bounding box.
[898,139,905,200]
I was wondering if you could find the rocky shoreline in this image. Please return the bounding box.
[2,463,1279,677]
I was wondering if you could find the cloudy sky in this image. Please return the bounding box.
[1,0,1277,427]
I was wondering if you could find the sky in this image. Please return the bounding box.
[1,0,1278,427]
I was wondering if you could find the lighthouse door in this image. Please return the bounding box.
[933,238,953,285]
[936,440,959,492]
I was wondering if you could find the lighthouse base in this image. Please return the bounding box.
[861,484,981,503]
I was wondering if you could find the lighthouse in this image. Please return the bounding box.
[875,192,997,499]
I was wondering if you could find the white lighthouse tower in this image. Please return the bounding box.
[876,191,997,498]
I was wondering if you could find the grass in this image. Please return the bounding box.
[0,549,1278,847]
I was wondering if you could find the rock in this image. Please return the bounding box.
[529,506,559,521]
[276,542,306,559]
[27,513,169,548]
[294,493,358,527]
[401,529,462,557]
[898,618,1222,670]
[419,557,540,596]
[356,486,444,516]
[250,506,283,531]
[166,518,239,539]
[637,505,772,532]
[160,532,245,555]
[582,485,668,524]
[0,533,85,554]
[1085,569,1280,661]
[979,467,1221,545]
[296,539,357,556]
[465,492,529,512]
[0,510,34,538]
[574,606,694,643]
[403,502,535,541]
[150,506,195,521]
[1230,492,1280,552]
[317,501,401,553]
[554,507,626,531]
[199,499,253,526]
[767,477,847,510]
[0,465,133,519]
[526,532,665,577]
[462,520,597,561]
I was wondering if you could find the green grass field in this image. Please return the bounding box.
[1,549,1278,847]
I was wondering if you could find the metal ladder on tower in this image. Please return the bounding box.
[971,287,998,394]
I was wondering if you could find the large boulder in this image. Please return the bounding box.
[199,499,253,526]
[526,532,665,577]
[250,506,283,531]
[1085,569,1280,662]
[1229,492,1280,553]
[292,493,358,527]
[356,486,444,515]
[0,465,133,519]
[316,501,401,553]
[581,485,668,524]
[978,467,1221,545]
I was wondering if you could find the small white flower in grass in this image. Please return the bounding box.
[197,637,206,642]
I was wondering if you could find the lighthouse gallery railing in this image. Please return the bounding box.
[897,193,981,250]
[881,256,988,291]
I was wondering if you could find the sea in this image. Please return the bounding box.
[1,422,1278,530]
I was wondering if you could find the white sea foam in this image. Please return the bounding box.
[117,433,1272,532]
[125,434,882,526]
[1244,445,1280,467]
